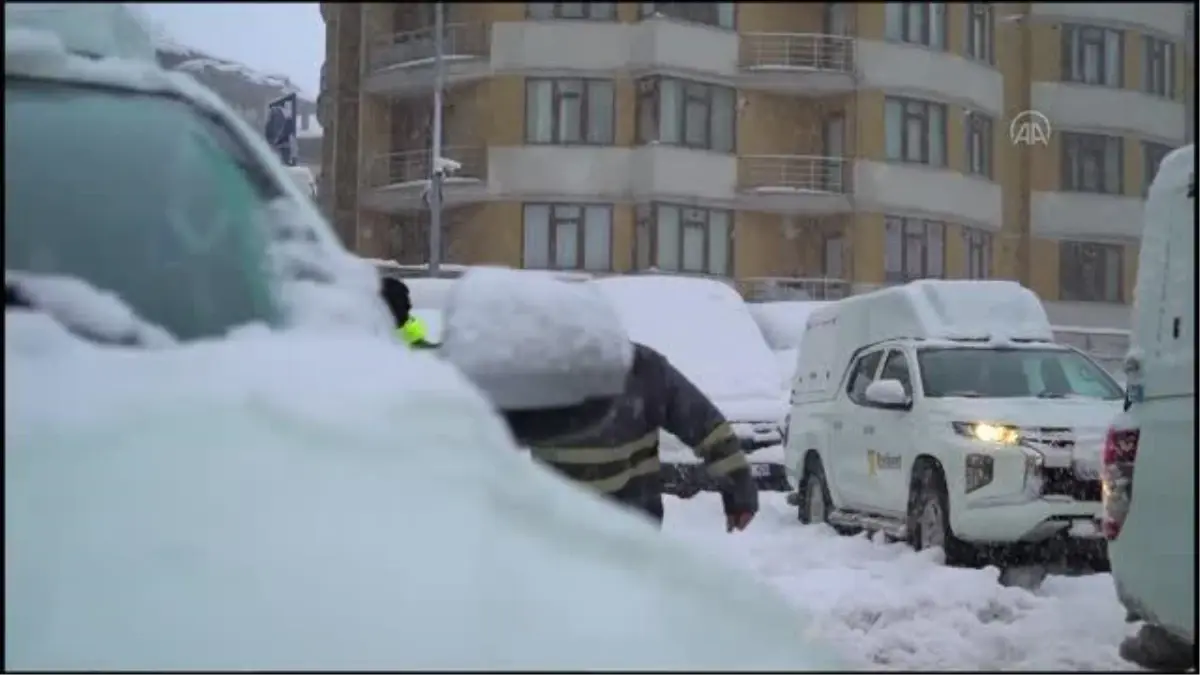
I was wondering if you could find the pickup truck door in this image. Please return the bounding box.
[832,348,884,510]
[865,347,917,516]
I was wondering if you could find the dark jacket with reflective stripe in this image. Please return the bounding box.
[526,343,758,521]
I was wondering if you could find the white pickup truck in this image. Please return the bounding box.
[785,280,1123,573]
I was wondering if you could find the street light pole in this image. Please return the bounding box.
[428,1,445,277]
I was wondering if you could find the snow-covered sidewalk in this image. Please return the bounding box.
[664,493,1138,671]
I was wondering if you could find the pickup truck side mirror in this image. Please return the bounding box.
[864,379,911,410]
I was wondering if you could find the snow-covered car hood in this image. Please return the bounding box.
[5,313,845,671]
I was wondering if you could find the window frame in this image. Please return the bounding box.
[965,111,993,179]
[639,2,736,30]
[1141,35,1176,99]
[965,2,994,64]
[884,216,946,283]
[1061,24,1124,88]
[884,2,948,50]
[846,348,886,404]
[634,202,734,276]
[1141,141,1174,196]
[524,77,616,146]
[884,96,948,167]
[526,2,617,20]
[635,76,736,153]
[1059,241,1125,303]
[521,202,614,271]
[1060,131,1124,195]
[963,228,992,280]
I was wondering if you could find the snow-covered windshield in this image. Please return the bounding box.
[5,80,281,340]
[917,347,1124,400]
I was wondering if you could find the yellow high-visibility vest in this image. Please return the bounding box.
[396,316,429,347]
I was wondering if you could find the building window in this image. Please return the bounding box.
[523,203,613,271]
[527,2,616,20]
[1061,132,1123,194]
[963,228,992,279]
[1142,141,1175,196]
[823,234,845,278]
[1060,241,1124,303]
[885,97,947,166]
[1142,36,1176,99]
[885,217,944,282]
[526,79,615,145]
[966,111,993,178]
[884,3,947,50]
[636,77,736,153]
[1062,24,1124,88]
[639,2,735,29]
[965,3,994,63]
[635,203,732,276]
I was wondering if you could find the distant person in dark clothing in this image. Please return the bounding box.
[380,276,436,349]
[516,342,759,532]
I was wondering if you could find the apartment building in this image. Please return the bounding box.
[319,2,1193,329]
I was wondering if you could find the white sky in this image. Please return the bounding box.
[141,3,324,96]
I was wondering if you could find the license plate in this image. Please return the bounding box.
[750,464,772,478]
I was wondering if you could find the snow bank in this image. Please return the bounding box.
[6,317,847,671]
[668,493,1135,671]
[442,267,633,410]
[595,276,786,422]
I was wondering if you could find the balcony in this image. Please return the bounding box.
[361,146,488,212]
[364,23,491,97]
[737,33,857,94]
[736,155,852,214]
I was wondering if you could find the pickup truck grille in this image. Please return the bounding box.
[1041,467,1102,502]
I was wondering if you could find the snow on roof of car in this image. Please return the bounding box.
[749,300,831,351]
[6,312,847,671]
[594,275,784,418]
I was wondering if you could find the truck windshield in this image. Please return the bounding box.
[917,346,1123,400]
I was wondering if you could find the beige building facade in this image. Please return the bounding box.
[319,2,1193,329]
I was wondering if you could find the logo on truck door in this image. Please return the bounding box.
[867,449,902,477]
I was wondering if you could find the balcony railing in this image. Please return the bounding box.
[740,33,855,73]
[741,276,858,302]
[368,23,491,72]
[738,155,849,194]
[367,146,487,189]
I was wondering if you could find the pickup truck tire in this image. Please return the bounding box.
[907,464,973,566]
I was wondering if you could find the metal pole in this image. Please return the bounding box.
[428,1,445,277]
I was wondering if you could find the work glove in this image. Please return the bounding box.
[720,466,759,533]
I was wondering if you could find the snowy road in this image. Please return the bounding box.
[665,493,1138,671]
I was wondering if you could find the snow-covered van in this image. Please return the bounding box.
[785,280,1123,568]
[595,275,788,453]
[1105,144,1195,671]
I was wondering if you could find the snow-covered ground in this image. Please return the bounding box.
[665,493,1137,671]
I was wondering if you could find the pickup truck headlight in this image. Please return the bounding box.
[952,421,1021,446]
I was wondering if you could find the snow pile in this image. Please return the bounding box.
[261,199,391,338]
[595,276,786,422]
[442,268,633,410]
[5,3,156,63]
[6,318,848,671]
[667,494,1135,671]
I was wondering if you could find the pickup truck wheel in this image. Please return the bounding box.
[908,465,973,566]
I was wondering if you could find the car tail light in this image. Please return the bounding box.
[1101,426,1140,540]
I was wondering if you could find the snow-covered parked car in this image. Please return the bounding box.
[787,280,1122,575]
[749,300,831,388]
[595,275,791,493]
[596,276,788,452]
[5,12,848,669]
